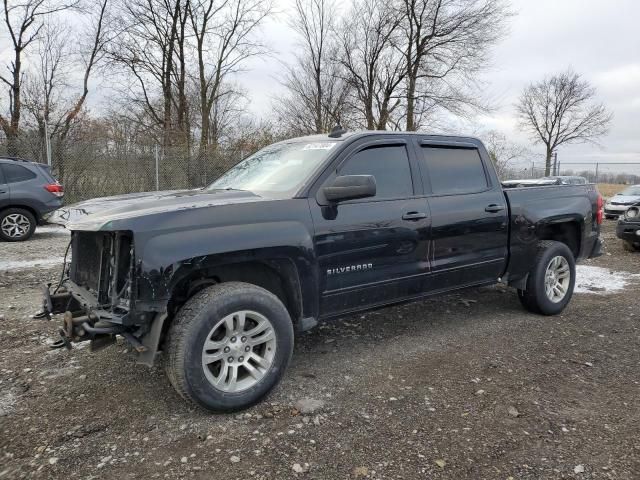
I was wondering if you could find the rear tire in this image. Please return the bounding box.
[0,208,36,242]
[517,240,576,316]
[622,240,640,252]
[165,282,294,412]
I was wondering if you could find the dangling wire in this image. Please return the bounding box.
[53,237,72,294]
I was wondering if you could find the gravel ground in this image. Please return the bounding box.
[1,221,639,479]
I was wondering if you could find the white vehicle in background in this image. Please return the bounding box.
[502,176,587,189]
[604,185,640,219]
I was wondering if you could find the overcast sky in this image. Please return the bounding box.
[242,0,640,168]
[2,0,637,170]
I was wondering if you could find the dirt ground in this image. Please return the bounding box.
[1,221,639,480]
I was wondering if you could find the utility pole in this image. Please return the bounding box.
[552,151,558,175]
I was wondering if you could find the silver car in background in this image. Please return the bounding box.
[604,185,640,219]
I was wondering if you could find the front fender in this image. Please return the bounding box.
[133,221,318,318]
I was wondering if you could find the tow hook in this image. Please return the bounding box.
[50,329,72,350]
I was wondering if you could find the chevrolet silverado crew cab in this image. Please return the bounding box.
[43,130,603,412]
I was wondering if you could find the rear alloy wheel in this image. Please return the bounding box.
[518,240,576,315]
[165,282,294,412]
[0,208,36,242]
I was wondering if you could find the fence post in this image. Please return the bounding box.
[595,162,599,184]
[155,144,160,191]
[44,120,52,167]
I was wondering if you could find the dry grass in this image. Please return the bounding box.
[597,183,626,198]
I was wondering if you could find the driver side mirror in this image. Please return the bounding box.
[323,175,376,203]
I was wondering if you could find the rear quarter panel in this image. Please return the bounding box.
[504,184,599,283]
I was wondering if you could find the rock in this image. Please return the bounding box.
[507,406,520,417]
[292,463,308,473]
[181,457,188,463]
[574,464,585,474]
[48,457,59,465]
[294,398,325,414]
[434,459,446,469]
[0,314,5,320]
[352,466,369,477]
[475,389,486,396]
[230,455,240,463]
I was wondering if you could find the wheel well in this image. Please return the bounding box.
[0,205,39,222]
[538,221,581,257]
[167,260,303,325]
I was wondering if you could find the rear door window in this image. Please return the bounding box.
[2,164,37,183]
[419,146,488,195]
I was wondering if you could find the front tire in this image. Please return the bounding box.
[0,208,36,242]
[518,240,576,315]
[165,282,294,412]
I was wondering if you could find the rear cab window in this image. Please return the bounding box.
[2,163,38,183]
[418,146,489,195]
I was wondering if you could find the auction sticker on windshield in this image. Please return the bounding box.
[302,143,336,150]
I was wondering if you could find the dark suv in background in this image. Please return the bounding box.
[0,157,64,241]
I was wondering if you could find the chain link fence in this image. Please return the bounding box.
[3,131,640,203]
[0,132,248,204]
[501,161,640,185]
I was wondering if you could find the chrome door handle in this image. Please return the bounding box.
[485,204,505,213]
[402,211,428,221]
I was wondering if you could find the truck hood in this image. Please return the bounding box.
[47,188,263,230]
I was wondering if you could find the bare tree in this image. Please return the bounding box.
[19,0,110,179]
[337,0,403,130]
[516,70,612,176]
[275,0,350,135]
[0,0,78,155]
[482,129,526,178]
[399,0,508,131]
[189,0,271,157]
[110,0,187,147]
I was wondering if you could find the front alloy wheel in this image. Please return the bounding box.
[201,311,276,393]
[165,282,294,412]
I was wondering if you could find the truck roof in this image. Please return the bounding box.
[277,130,483,145]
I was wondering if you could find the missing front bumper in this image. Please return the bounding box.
[41,283,146,353]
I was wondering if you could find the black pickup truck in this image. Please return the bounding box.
[43,130,603,412]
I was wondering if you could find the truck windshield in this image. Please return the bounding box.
[207,141,337,197]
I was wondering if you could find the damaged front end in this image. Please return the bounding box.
[43,230,158,361]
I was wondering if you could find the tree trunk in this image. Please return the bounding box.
[406,74,416,131]
[6,48,23,156]
[545,147,552,176]
[365,96,375,130]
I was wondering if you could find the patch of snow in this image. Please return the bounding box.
[0,390,17,417]
[36,225,70,235]
[0,257,66,271]
[574,265,640,294]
